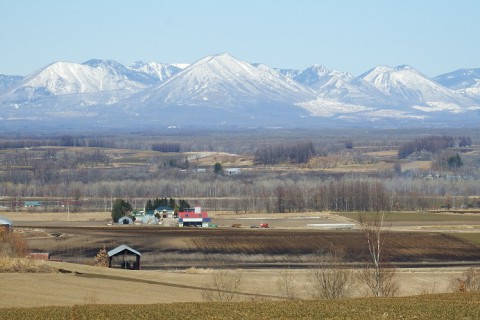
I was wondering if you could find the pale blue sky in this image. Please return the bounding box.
[0,0,478,77]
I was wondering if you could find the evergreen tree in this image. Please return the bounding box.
[145,199,153,212]
[168,197,176,209]
[111,199,132,222]
[214,162,223,175]
[178,199,191,212]
[448,153,463,168]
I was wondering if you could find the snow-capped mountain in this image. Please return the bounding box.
[434,68,480,90]
[130,53,315,109]
[1,53,480,129]
[0,59,182,111]
[360,65,476,112]
[128,61,181,83]
[434,68,480,101]
[295,65,391,107]
[2,60,146,100]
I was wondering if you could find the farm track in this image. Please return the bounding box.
[22,225,480,269]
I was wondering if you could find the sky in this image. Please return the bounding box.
[0,0,479,77]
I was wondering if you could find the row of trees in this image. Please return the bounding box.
[4,173,480,213]
[397,135,472,159]
[254,141,316,165]
[151,143,182,153]
[144,197,190,212]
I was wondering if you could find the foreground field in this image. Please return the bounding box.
[1,292,479,320]
[0,259,468,308]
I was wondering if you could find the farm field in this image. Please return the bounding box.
[0,259,472,308]
[3,211,480,269]
[11,225,480,269]
[2,210,480,312]
[1,287,479,319]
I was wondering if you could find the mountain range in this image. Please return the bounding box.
[1,53,479,129]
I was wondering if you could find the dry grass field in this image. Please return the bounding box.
[0,259,471,309]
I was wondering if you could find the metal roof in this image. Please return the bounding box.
[107,244,141,257]
[0,216,12,225]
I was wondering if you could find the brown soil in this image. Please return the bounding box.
[18,226,480,269]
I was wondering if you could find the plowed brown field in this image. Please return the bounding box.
[23,226,480,269]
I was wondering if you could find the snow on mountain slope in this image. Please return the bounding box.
[128,61,181,83]
[0,74,23,91]
[131,53,316,108]
[434,68,480,90]
[360,66,475,112]
[360,65,474,110]
[3,60,148,102]
[274,68,302,79]
[82,59,158,86]
[296,65,391,107]
[296,97,372,117]
[2,53,480,128]
[294,64,330,86]
[434,68,480,101]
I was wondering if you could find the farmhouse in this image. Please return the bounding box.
[0,216,12,233]
[178,207,211,227]
[24,201,42,207]
[154,206,175,218]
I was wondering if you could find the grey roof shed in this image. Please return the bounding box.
[0,216,12,232]
[107,245,141,270]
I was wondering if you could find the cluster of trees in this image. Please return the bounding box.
[151,143,182,153]
[398,135,472,159]
[254,141,315,165]
[144,197,190,212]
[432,152,464,170]
[111,199,132,222]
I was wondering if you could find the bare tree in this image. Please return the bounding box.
[449,267,480,292]
[276,268,297,300]
[202,269,243,302]
[308,248,355,299]
[358,212,399,297]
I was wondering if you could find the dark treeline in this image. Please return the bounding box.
[254,141,315,165]
[398,135,472,159]
[0,135,116,150]
[151,143,182,153]
[144,197,190,212]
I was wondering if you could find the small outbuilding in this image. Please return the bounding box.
[107,245,141,270]
[0,216,12,233]
[117,216,133,225]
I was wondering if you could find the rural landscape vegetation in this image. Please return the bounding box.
[1,127,480,318]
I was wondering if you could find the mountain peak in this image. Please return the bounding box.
[130,53,314,108]
[294,64,330,86]
[82,59,125,69]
